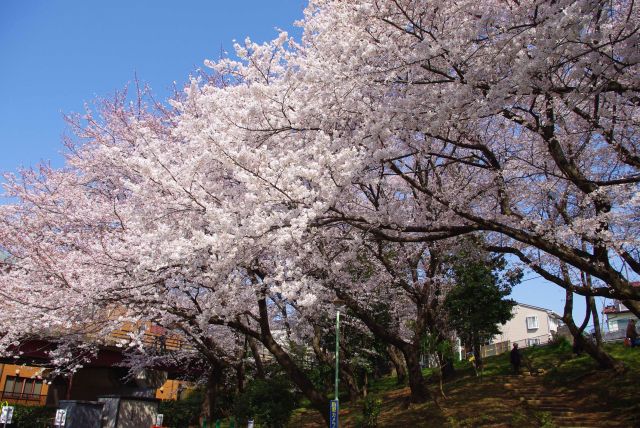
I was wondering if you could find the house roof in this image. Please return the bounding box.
[515,302,562,320]
[603,305,625,314]
[599,283,639,314]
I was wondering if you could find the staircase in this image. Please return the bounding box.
[503,374,621,427]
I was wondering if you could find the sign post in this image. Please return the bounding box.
[1,405,14,427]
[54,409,67,427]
[329,400,339,428]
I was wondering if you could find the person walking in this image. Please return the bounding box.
[510,343,522,374]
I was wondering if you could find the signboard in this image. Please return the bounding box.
[156,414,164,426]
[0,406,14,424]
[329,400,339,428]
[54,409,67,427]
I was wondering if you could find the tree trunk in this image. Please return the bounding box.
[589,296,603,347]
[338,342,362,402]
[562,288,623,372]
[581,271,603,347]
[362,371,369,397]
[472,334,483,372]
[255,298,330,426]
[333,288,431,404]
[310,324,360,401]
[387,345,407,384]
[200,362,223,425]
[439,354,455,381]
[399,344,430,403]
[566,315,622,371]
[342,370,360,402]
[235,339,247,394]
[236,360,245,394]
[247,336,265,380]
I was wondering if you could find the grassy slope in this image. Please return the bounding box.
[288,341,640,427]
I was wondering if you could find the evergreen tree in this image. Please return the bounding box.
[444,248,522,370]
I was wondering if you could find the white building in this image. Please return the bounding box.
[492,303,563,347]
[604,301,638,334]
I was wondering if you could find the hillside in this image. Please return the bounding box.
[288,341,640,427]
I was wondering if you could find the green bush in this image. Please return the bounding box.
[548,335,571,351]
[534,411,556,428]
[356,396,382,428]
[159,390,203,428]
[8,405,55,428]
[234,378,297,428]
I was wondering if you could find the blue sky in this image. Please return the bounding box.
[0,1,608,327]
[0,0,305,172]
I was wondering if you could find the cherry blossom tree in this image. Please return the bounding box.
[291,0,640,313]
[1,1,638,425]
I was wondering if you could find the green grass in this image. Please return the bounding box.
[367,373,401,395]
[289,340,640,427]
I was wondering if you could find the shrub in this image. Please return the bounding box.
[548,335,571,351]
[159,390,203,428]
[9,405,56,428]
[356,396,382,428]
[233,378,297,428]
[534,411,556,428]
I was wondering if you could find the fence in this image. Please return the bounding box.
[479,340,511,358]
[480,334,552,358]
[602,329,626,342]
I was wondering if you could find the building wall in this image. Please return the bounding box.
[0,364,191,406]
[0,364,50,406]
[492,305,557,346]
[607,312,639,332]
[155,379,188,400]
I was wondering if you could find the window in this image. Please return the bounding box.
[526,316,539,330]
[3,378,15,394]
[526,338,541,347]
[2,376,44,400]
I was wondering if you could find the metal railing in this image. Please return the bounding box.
[107,328,187,352]
[1,391,47,406]
[511,334,553,350]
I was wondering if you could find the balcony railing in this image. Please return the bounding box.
[1,391,47,406]
[108,329,189,352]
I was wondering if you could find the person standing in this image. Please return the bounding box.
[510,343,522,374]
